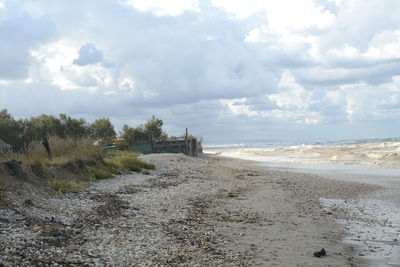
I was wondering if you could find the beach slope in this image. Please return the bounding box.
[0,153,377,266]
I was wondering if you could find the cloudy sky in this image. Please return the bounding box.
[1,0,400,143]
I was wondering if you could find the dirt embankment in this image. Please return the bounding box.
[0,153,377,266]
[0,158,101,201]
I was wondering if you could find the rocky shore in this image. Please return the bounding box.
[0,153,378,266]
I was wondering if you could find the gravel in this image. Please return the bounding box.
[0,153,380,266]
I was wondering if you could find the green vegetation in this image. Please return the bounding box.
[104,151,155,173]
[3,136,103,167]
[120,115,167,145]
[121,124,148,144]
[50,178,84,194]
[0,110,173,153]
[0,110,202,156]
[85,166,115,180]
[144,115,166,141]
[0,110,96,152]
[91,118,116,145]
[120,156,156,172]
[0,110,203,196]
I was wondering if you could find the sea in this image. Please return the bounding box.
[204,137,400,170]
[204,137,400,266]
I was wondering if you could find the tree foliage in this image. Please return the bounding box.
[60,114,91,140]
[0,110,98,150]
[25,114,64,141]
[91,118,116,145]
[121,124,147,144]
[144,115,164,141]
[120,116,166,144]
[0,110,183,152]
[0,109,25,150]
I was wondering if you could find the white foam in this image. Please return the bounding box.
[207,141,400,169]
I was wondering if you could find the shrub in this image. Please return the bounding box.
[104,158,123,170]
[114,139,129,150]
[118,156,155,172]
[85,166,115,180]
[1,136,103,166]
[50,178,84,194]
[119,156,142,172]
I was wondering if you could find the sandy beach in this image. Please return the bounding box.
[0,153,387,266]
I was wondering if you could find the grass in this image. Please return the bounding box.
[1,138,156,195]
[1,136,103,167]
[104,158,123,171]
[49,178,85,194]
[119,155,155,172]
[119,156,143,172]
[104,151,155,173]
[85,166,115,180]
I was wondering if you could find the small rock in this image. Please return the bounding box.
[33,226,42,233]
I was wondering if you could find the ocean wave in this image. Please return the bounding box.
[205,138,400,169]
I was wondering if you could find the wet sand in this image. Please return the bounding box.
[256,161,400,266]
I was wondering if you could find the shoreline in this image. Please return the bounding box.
[219,153,400,266]
[0,153,386,265]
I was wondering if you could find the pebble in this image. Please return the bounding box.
[0,153,376,266]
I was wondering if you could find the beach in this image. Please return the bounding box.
[1,152,390,266]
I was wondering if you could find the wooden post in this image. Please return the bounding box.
[42,136,52,160]
[185,128,188,155]
[193,138,197,156]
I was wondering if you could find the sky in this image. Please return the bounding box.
[0,0,400,143]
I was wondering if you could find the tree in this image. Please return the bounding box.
[144,115,164,141]
[91,118,116,145]
[59,114,90,140]
[121,124,148,144]
[25,114,64,141]
[0,109,25,150]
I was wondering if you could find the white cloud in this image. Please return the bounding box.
[220,98,258,117]
[0,2,4,9]
[1,0,400,141]
[124,0,200,16]
[269,70,313,109]
[205,35,215,41]
[327,0,342,6]
[212,0,335,32]
[31,39,112,91]
[327,31,400,63]
[211,0,265,20]
[118,77,135,94]
[245,26,275,43]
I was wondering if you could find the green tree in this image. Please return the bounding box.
[144,115,164,141]
[121,124,148,144]
[0,109,25,150]
[59,114,90,140]
[25,114,64,141]
[91,118,116,145]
